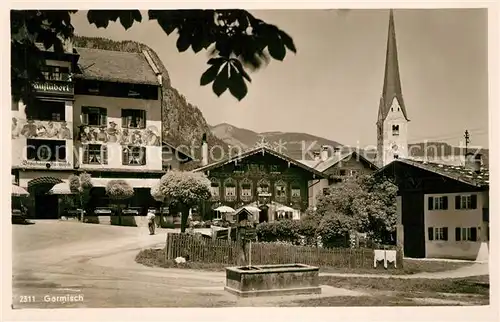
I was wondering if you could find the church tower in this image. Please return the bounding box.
[376,10,410,167]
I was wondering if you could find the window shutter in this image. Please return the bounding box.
[122,147,129,165]
[428,197,434,210]
[455,227,461,241]
[428,227,434,241]
[455,196,461,209]
[471,195,477,209]
[443,227,448,241]
[83,145,89,164]
[140,110,146,128]
[140,147,147,165]
[100,109,108,126]
[101,145,108,165]
[470,227,477,241]
[121,110,128,128]
[81,109,89,125]
[443,196,448,210]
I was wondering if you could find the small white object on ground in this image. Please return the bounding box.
[175,257,186,264]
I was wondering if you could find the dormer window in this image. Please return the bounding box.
[392,124,399,136]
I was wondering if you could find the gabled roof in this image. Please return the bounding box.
[74,47,160,85]
[192,146,327,178]
[378,10,410,123]
[298,151,379,173]
[375,158,489,188]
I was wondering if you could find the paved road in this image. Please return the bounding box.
[11,221,363,308]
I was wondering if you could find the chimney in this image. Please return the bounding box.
[201,133,208,166]
[313,151,320,162]
[320,145,329,162]
[464,152,481,173]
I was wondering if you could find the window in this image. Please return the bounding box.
[83,144,108,165]
[275,180,287,201]
[82,107,107,126]
[349,170,358,177]
[26,100,65,121]
[210,179,220,199]
[26,139,66,162]
[122,146,146,165]
[257,179,270,195]
[41,65,70,81]
[428,196,448,210]
[392,125,399,136]
[240,179,253,201]
[455,195,477,210]
[224,178,236,201]
[270,165,280,173]
[291,185,301,198]
[122,109,146,129]
[455,227,478,242]
[428,227,448,241]
[339,169,347,176]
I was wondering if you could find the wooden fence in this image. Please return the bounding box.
[165,233,402,269]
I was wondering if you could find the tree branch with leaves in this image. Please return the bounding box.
[11,9,296,103]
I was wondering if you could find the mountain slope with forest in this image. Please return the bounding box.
[73,35,229,168]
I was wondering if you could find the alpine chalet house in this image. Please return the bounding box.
[193,137,327,222]
[299,146,378,208]
[11,42,80,219]
[73,47,164,215]
[375,153,489,261]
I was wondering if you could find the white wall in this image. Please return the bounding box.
[382,97,408,166]
[73,94,162,171]
[424,191,487,260]
[308,178,329,209]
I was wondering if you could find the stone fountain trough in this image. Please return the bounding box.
[224,264,321,297]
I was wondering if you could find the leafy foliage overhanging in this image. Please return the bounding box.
[11,10,296,103]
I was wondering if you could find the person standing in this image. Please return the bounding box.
[146,209,156,235]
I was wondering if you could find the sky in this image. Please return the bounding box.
[71,9,489,149]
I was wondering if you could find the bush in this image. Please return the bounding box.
[257,220,302,244]
[105,179,134,200]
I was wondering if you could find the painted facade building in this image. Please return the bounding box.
[376,155,489,261]
[193,145,326,222]
[11,44,189,219]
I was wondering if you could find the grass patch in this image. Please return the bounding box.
[319,275,489,295]
[278,295,444,307]
[135,249,227,271]
[136,248,477,276]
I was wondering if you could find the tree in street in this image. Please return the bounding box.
[155,170,211,233]
[105,179,134,225]
[68,172,93,221]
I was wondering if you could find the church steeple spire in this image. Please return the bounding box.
[378,9,409,123]
[376,10,410,167]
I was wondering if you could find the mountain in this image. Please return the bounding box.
[211,123,489,165]
[72,36,229,168]
[210,123,342,160]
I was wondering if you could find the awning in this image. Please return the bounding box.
[91,178,159,189]
[48,182,73,195]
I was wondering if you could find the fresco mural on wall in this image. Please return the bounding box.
[78,122,160,146]
[12,118,73,140]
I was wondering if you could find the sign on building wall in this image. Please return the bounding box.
[33,81,74,95]
[20,160,72,169]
